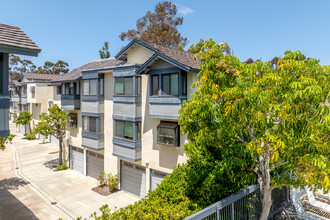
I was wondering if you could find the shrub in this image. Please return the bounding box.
[83,165,201,220]
[97,171,106,186]
[25,133,35,140]
[106,173,118,191]
[57,162,68,170]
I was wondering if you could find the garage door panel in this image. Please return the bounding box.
[122,175,146,186]
[87,151,104,179]
[70,146,84,174]
[121,161,146,198]
[151,170,168,191]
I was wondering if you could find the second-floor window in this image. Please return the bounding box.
[83,116,97,133]
[115,77,133,96]
[56,86,61,95]
[114,120,141,141]
[30,86,35,98]
[151,71,186,96]
[83,116,104,133]
[162,73,178,96]
[83,79,97,95]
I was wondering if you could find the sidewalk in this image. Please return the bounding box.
[0,142,64,219]
[10,129,139,219]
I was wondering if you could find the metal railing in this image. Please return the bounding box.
[184,184,290,220]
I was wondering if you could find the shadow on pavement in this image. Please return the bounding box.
[0,189,39,220]
[0,177,29,190]
[43,158,59,169]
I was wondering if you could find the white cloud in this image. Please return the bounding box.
[176,3,194,15]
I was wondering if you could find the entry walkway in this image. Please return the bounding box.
[10,131,140,219]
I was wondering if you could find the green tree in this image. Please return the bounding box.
[34,113,52,143]
[120,1,188,48]
[47,105,67,165]
[37,60,69,75]
[0,135,15,151]
[14,110,33,134]
[9,54,37,81]
[188,38,205,53]
[99,41,111,59]
[179,40,330,219]
[9,55,69,81]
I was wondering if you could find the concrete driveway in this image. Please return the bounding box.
[10,131,140,219]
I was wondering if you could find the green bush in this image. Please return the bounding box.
[57,162,68,170]
[97,171,106,186]
[107,173,119,190]
[25,133,35,140]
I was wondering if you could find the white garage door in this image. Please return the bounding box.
[87,151,104,179]
[50,135,59,145]
[121,161,146,198]
[70,146,84,174]
[150,169,168,191]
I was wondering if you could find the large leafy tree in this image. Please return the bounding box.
[179,40,330,219]
[14,110,33,134]
[99,41,111,59]
[120,1,187,48]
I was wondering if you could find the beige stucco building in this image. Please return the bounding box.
[34,39,202,198]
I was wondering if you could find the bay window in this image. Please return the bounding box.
[114,120,141,141]
[150,71,187,97]
[83,79,100,95]
[151,75,159,96]
[157,122,180,146]
[83,116,103,134]
[162,73,178,95]
[115,77,133,95]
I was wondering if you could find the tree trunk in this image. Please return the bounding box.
[259,185,273,220]
[28,123,32,134]
[259,152,273,220]
[59,139,63,165]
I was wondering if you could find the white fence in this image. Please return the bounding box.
[184,184,290,220]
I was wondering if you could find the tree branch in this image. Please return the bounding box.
[270,160,288,172]
[235,134,248,144]
[243,118,257,142]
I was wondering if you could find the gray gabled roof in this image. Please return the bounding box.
[0,23,41,56]
[115,39,200,72]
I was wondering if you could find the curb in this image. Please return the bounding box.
[11,140,76,220]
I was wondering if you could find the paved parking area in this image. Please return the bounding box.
[8,127,140,219]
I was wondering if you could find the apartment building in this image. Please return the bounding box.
[54,39,202,197]
[0,23,41,137]
[10,73,60,142]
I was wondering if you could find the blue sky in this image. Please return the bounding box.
[1,0,330,70]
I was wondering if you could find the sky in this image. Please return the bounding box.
[1,0,330,70]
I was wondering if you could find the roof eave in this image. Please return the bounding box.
[0,44,41,56]
[52,76,82,83]
[114,39,158,60]
[136,53,198,74]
